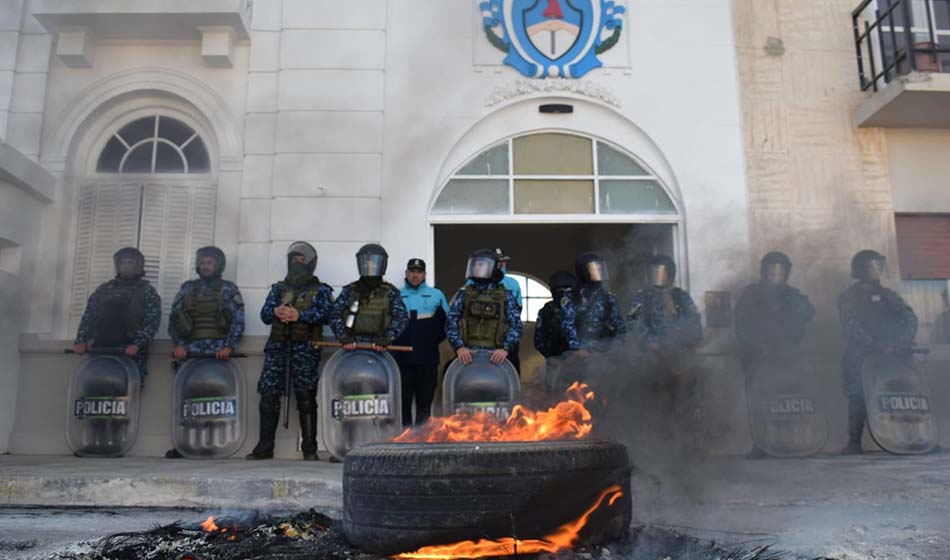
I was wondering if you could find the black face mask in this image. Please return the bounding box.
[359,276,382,290]
[286,261,311,287]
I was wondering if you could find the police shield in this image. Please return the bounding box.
[443,351,521,420]
[320,349,402,461]
[172,358,246,458]
[67,355,141,457]
[862,353,939,455]
[747,354,828,457]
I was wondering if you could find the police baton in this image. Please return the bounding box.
[313,341,413,352]
[183,352,249,359]
[64,347,127,356]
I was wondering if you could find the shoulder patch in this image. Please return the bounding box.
[233,293,244,306]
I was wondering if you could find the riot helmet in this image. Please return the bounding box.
[495,248,510,273]
[760,251,792,286]
[575,253,608,285]
[195,246,226,279]
[646,255,676,288]
[287,241,318,274]
[466,249,500,282]
[356,243,388,277]
[851,249,886,283]
[113,247,145,280]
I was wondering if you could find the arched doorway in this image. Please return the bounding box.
[429,131,684,383]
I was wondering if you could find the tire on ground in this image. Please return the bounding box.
[342,440,632,555]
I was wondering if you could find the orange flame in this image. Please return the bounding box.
[394,484,623,559]
[394,382,595,443]
[199,516,219,532]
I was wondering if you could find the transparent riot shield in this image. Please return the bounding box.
[172,358,246,458]
[746,354,828,457]
[67,355,141,457]
[320,349,402,461]
[443,351,521,420]
[862,352,939,455]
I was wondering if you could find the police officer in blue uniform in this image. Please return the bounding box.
[329,244,409,352]
[837,250,918,455]
[164,246,245,458]
[572,253,625,350]
[735,251,815,458]
[447,249,523,367]
[247,242,333,461]
[393,258,449,426]
[73,247,161,387]
[627,255,702,351]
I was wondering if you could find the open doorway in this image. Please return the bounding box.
[433,223,676,385]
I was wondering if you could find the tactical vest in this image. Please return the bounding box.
[184,280,230,340]
[95,279,148,346]
[575,288,613,341]
[459,284,508,349]
[269,279,325,343]
[538,303,568,357]
[348,283,391,337]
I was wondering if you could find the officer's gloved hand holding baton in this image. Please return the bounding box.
[172,346,238,361]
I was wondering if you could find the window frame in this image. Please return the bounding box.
[429,132,681,224]
[505,270,553,323]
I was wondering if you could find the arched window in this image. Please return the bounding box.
[432,133,677,217]
[96,115,210,174]
[506,271,552,322]
[70,113,217,330]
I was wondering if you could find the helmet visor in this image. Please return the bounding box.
[866,258,886,282]
[287,242,317,265]
[584,261,607,283]
[466,256,496,280]
[765,262,788,286]
[647,264,671,287]
[357,253,387,277]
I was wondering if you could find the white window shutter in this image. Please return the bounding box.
[139,183,217,315]
[69,183,143,327]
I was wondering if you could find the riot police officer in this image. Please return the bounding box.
[534,270,581,358]
[73,247,161,386]
[572,253,625,350]
[837,250,917,455]
[393,258,449,426]
[446,249,523,367]
[735,252,815,365]
[247,242,333,461]
[165,246,245,458]
[627,254,702,351]
[329,244,409,352]
[735,251,815,458]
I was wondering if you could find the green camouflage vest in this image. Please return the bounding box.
[460,284,508,349]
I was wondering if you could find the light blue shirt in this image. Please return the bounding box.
[400,281,449,318]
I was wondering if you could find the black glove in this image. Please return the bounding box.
[339,334,356,345]
[374,337,392,348]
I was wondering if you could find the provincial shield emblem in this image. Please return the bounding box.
[480,0,625,79]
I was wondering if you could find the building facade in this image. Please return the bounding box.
[0,0,946,455]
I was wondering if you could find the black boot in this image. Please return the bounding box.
[297,391,318,461]
[246,395,281,460]
[841,395,865,455]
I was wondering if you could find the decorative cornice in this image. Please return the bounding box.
[485,79,622,108]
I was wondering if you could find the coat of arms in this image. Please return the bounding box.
[480,0,625,79]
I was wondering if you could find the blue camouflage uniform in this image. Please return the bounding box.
[258,281,334,397]
[74,278,161,386]
[627,286,702,349]
[572,285,625,349]
[446,281,523,351]
[534,295,581,357]
[168,279,246,355]
[329,282,409,345]
[837,282,918,397]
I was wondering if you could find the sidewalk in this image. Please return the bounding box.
[0,454,343,510]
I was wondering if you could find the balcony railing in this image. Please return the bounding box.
[853,0,950,92]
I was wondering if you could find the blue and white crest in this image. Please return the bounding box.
[480,0,625,79]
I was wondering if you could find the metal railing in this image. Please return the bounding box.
[853,0,950,91]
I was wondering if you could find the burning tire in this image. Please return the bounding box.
[342,439,632,555]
